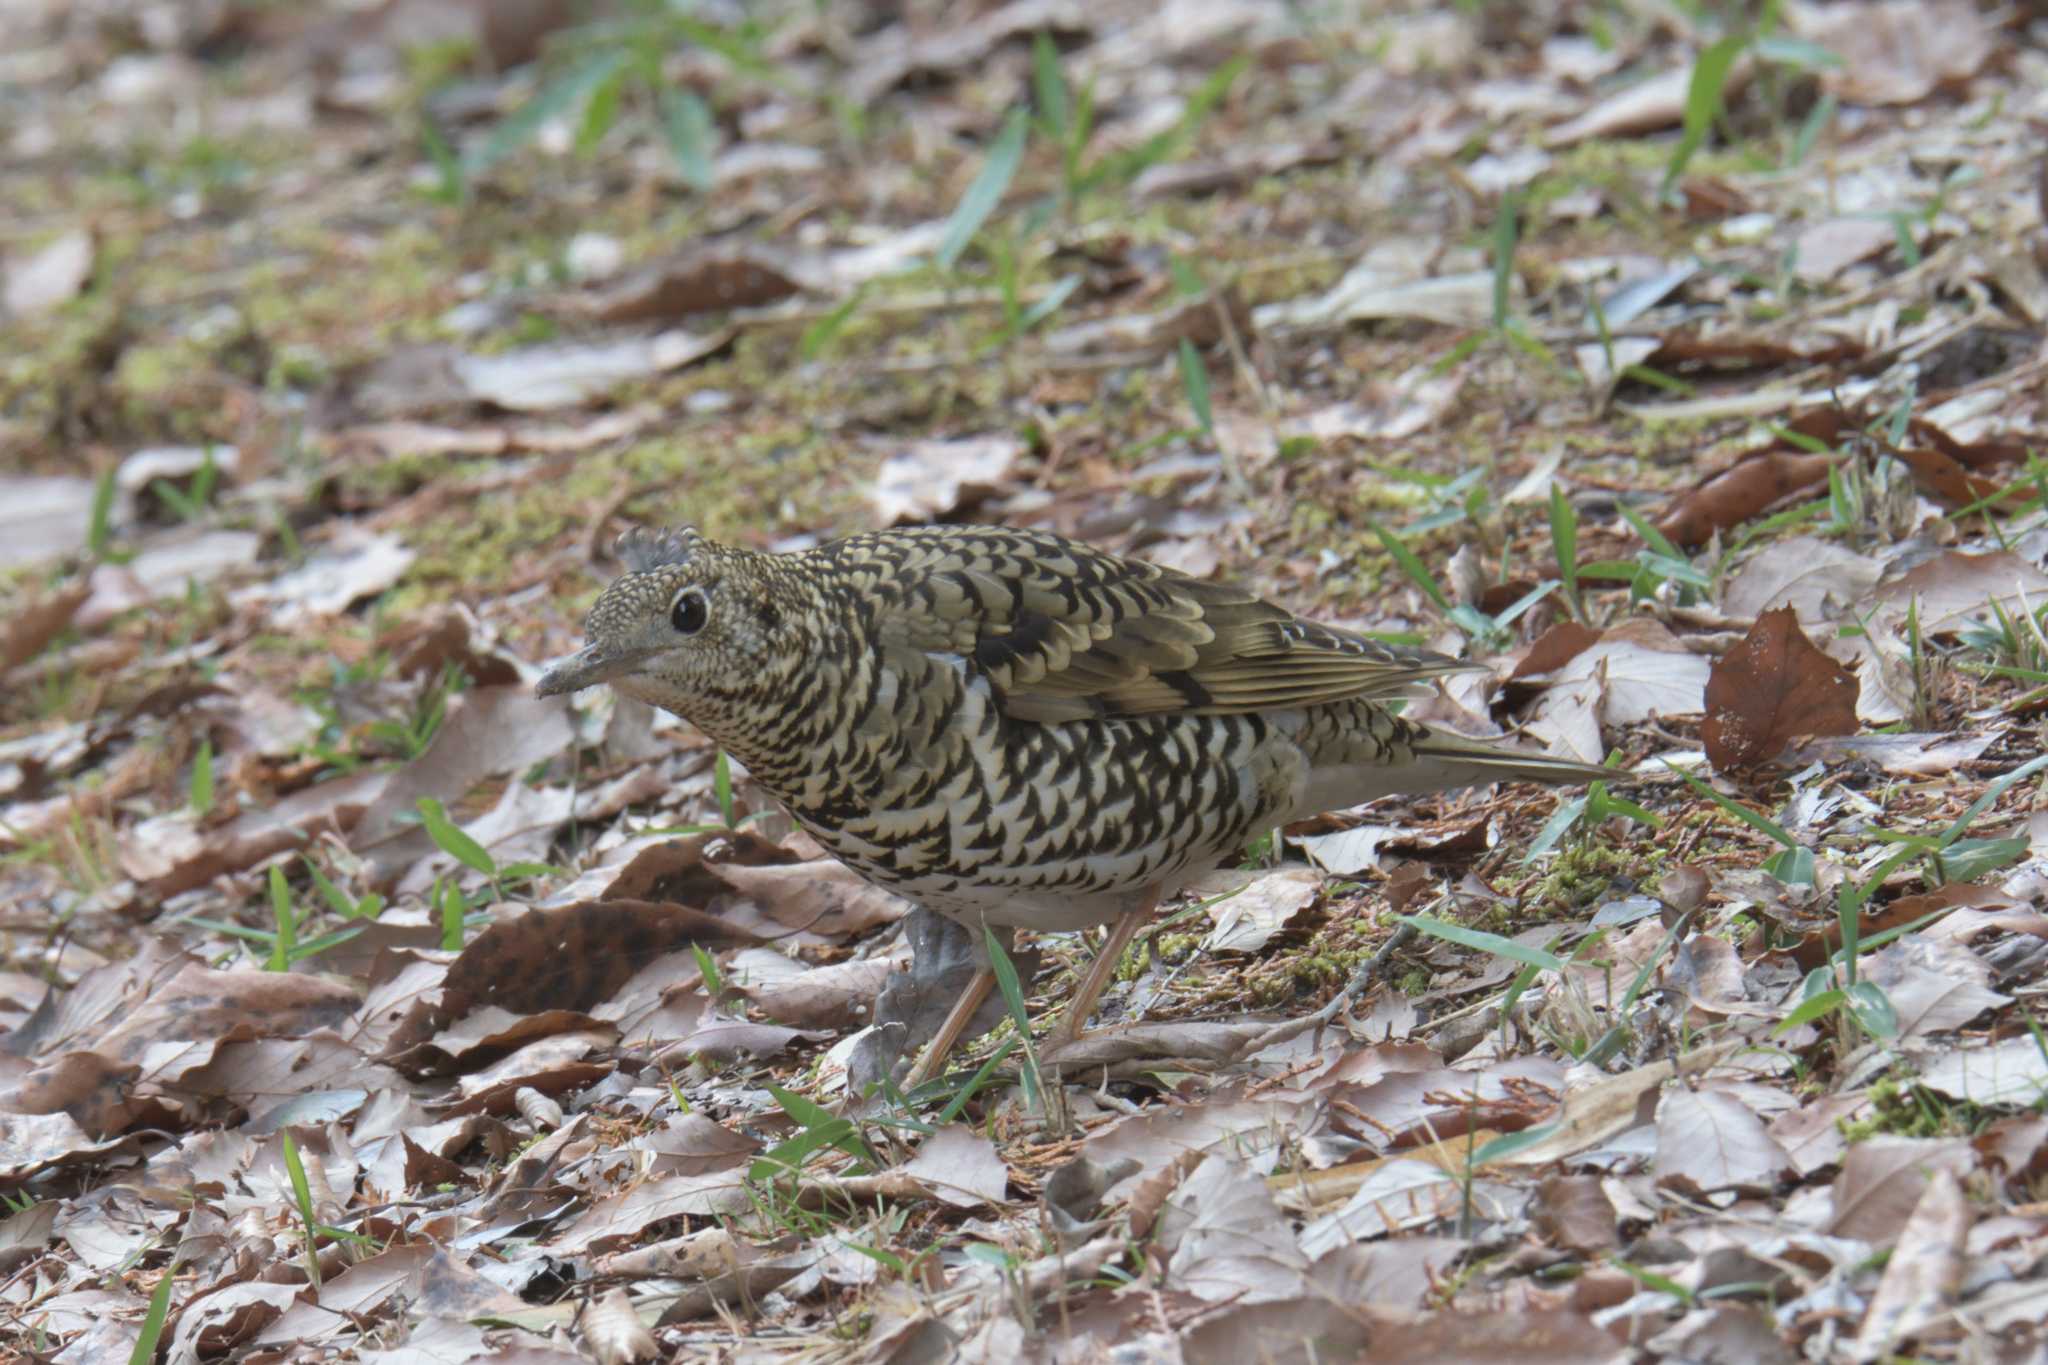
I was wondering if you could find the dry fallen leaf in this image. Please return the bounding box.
[1546,60,1750,147]
[1653,1084,1794,1196]
[1702,605,1859,773]
[1851,1165,1970,1356]
[380,900,762,1065]
[0,478,101,571]
[1794,0,1994,105]
[1658,448,1836,548]
[4,228,94,318]
[1828,1136,1977,1242]
[870,433,1023,524]
[0,581,89,675]
[1913,1036,2048,1108]
[1876,550,2048,635]
[1196,868,1322,953]
[578,245,814,324]
[1723,540,1878,631]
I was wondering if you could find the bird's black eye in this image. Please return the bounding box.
[670,588,709,636]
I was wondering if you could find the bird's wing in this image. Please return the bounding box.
[836,526,1476,723]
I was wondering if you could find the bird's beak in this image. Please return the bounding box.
[535,643,641,697]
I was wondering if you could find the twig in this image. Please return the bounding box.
[1221,921,1418,1064]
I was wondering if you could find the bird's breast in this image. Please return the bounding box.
[781,695,1313,916]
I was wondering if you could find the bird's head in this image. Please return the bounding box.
[535,528,813,729]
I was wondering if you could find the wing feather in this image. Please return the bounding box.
[820,526,1477,724]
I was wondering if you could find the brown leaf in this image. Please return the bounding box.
[2,1051,148,1136]
[1656,448,1834,548]
[477,0,584,68]
[120,769,386,898]
[579,245,811,324]
[1876,550,2048,635]
[1722,534,1883,624]
[584,1285,658,1365]
[1853,1166,1969,1357]
[1042,286,1255,357]
[8,965,361,1134]
[709,857,911,937]
[1151,1154,1307,1302]
[1769,1092,1867,1176]
[379,607,521,688]
[897,1124,1009,1209]
[1973,1115,2048,1193]
[352,684,573,879]
[1653,1085,1794,1196]
[1795,0,1994,105]
[1828,1137,1975,1241]
[0,582,89,675]
[166,1281,303,1361]
[1891,442,2004,507]
[641,1114,761,1179]
[733,953,897,1030]
[91,965,360,1066]
[1509,620,1601,681]
[1197,868,1322,953]
[1793,217,1901,282]
[1860,938,2009,1042]
[1369,1310,1631,1364]
[1650,332,1863,372]
[1702,606,1859,773]
[1530,1174,1620,1253]
[1649,1307,1797,1364]
[381,901,760,1064]
[1178,1298,1370,1365]
[1546,60,1752,147]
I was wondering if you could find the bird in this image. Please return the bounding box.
[535,524,1609,1087]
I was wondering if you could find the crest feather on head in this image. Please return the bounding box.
[616,526,703,573]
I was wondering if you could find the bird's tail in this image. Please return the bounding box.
[1296,721,1616,816]
[1407,727,1614,789]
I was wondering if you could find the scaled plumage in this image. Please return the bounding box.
[537,524,1607,1070]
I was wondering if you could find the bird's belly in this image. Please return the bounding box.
[880,842,1232,931]
[910,884,1136,933]
[789,711,1304,930]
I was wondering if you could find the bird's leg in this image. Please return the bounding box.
[901,968,995,1091]
[1045,887,1161,1049]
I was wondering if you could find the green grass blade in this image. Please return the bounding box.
[1372,525,1453,615]
[1667,764,1799,850]
[416,797,497,877]
[1489,189,1519,330]
[1549,484,1580,618]
[466,50,630,176]
[1398,913,1567,972]
[1176,338,1214,436]
[984,928,1043,1110]
[1661,34,1747,198]
[935,109,1029,269]
[128,1252,179,1365]
[658,88,718,192]
[188,738,214,816]
[267,865,294,973]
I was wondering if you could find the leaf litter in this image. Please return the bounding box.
[4,1,2048,1360]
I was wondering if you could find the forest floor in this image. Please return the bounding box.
[3,1,2048,1360]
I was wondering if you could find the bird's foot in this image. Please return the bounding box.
[845,908,1040,1106]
